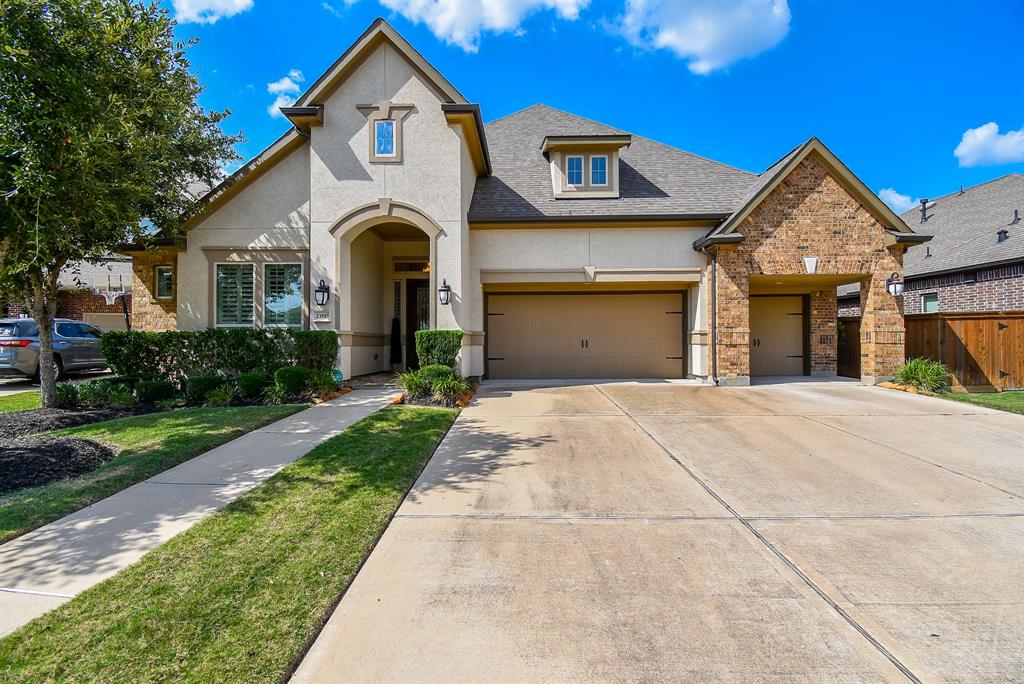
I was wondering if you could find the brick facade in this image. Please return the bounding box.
[2,290,131,324]
[711,153,906,383]
[130,250,178,331]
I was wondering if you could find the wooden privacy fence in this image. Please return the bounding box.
[904,311,1024,391]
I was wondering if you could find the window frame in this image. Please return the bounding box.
[214,262,256,328]
[262,262,304,329]
[566,155,584,186]
[921,292,940,314]
[154,265,174,299]
[589,155,609,187]
[374,119,396,158]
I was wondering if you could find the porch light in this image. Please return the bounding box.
[314,279,331,306]
[885,272,904,297]
[438,279,452,306]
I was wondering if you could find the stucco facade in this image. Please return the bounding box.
[123,19,926,385]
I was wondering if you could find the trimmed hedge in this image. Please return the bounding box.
[185,375,224,404]
[415,330,463,368]
[136,380,177,404]
[236,371,271,400]
[274,366,311,397]
[101,330,338,382]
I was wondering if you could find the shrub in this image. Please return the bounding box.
[236,371,271,400]
[155,398,178,411]
[55,382,80,408]
[107,387,136,408]
[185,374,224,404]
[103,375,138,389]
[293,331,339,372]
[204,384,236,407]
[414,330,463,369]
[78,380,115,408]
[894,357,951,392]
[274,366,311,397]
[136,380,177,404]
[262,383,288,405]
[418,364,454,384]
[397,369,429,399]
[308,369,340,395]
[432,374,470,406]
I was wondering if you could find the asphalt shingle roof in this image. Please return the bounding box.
[837,173,1024,297]
[469,104,758,220]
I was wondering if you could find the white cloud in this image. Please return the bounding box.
[322,1,356,17]
[619,0,790,74]
[954,122,1024,167]
[878,188,915,215]
[266,70,304,118]
[378,0,588,52]
[172,0,253,25]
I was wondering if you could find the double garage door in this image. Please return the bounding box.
[486,293,686,379]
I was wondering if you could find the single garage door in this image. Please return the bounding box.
[486,293,685,379]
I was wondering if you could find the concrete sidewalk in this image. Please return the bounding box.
[0,388,399,636]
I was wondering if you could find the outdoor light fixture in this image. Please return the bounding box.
[885,272,904,297]
[438,279,452,306]
[314,279,331,306]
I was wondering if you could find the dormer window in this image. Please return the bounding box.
[566,156,584,186]
[375,120,396,157]
[541,134,631,199]
[590,155,608,186]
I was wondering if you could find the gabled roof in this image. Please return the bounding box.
[468,104,757,222]
[697,138,922,250]
[296,17,466,106]
[902,173,1024,277]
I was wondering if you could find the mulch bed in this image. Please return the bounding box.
[0,436,118,495]
[0,406,154,440]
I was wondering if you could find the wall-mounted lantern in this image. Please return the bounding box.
[885,272,904,297]
[314,279,331,306]
[438,279,452,306]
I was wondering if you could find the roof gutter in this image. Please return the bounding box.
[470,213,731,225]
[692,233,744,251]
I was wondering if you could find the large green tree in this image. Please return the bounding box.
[0,0,240,406]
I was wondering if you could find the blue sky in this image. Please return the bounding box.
[167,0,1023,214]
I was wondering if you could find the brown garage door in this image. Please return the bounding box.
[486,293,686,379]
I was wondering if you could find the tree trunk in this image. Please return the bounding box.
[28,266,63,408]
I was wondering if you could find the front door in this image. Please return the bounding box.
[749,296,805,376]
[405,279,430,369]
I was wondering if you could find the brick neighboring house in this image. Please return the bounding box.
[838,174,1024,316]
[1,255,133,330]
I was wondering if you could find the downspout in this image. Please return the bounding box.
[703,247,719,386]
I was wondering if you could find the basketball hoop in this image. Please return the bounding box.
[101,291,120,306]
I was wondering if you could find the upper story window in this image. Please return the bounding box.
[590,155,608,186]
[375,120,396,157]
[566,156,584,186]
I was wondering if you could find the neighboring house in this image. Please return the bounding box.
[1,255,133,331]
[838,174,1024,316]
[120,18,929,385]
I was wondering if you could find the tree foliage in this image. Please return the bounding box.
[0,0,242,405]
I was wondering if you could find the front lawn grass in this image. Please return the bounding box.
[937,390,1024,415]
[0,405,456,683]
[0,392,40,414]
[0,405,305,543]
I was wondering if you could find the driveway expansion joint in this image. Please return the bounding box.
[591,383,923,684]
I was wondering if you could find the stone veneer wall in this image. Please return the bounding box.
[712,153,905,383]
[130,250,177,331]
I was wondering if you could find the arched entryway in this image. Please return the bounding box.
[330,199,444,377]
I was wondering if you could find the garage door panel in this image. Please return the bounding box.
[487,293,685,379]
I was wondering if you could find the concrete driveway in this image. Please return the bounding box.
[293,380,1024,683]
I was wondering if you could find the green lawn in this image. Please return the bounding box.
[0,405,455,683]
[937,390,1024,415]
[0,392,40,413]
[0,405,305,543]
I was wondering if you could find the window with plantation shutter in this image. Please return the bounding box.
[264,263,303,328]
[215,264,255,326]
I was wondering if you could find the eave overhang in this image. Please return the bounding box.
[116,236,185,255]
[885,231,933,247]
[469,213,728,230]
[541,134,632,153]
[279,105,324,133]
[692,233,745,251]
[442,103,492,176]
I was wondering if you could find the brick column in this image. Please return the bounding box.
[711,259,750,385]
[860,250,905,383]
[810,288,837,375]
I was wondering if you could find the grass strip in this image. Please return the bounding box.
[935,390,1024,415]
[0,405,305,543]
[0,405,456,683]
[0,392,41,414]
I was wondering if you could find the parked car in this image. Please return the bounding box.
[0,318,109,380]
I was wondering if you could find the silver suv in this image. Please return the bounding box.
[0,318,109,380]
